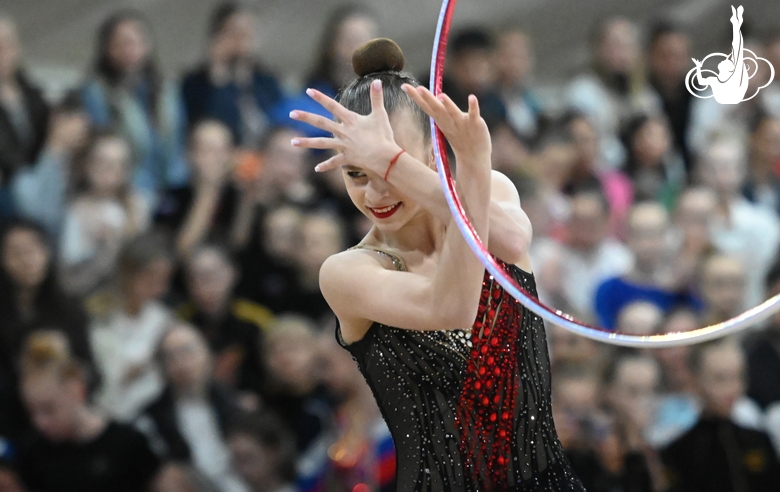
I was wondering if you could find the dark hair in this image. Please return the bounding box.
[647,20,689,49]
[209,1,246,38]
[93,10,163,126]
[307,4,376,90]
[451,27,495,56]
[117,230,174,280]
[338,39,430,141]
[227,411,297,482]
[619,113,670,178]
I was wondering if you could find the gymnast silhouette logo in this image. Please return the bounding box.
[685,5,774,104]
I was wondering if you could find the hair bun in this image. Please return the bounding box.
[352,38,405,77]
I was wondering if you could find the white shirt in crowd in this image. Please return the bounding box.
[91,301,171,422]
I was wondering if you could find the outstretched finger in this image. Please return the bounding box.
[306,88,353,122]
[291,136,341,151]
[289,110,341,135]
[314,153,346,173]
[370,79,387,116]
[467,94,481,122]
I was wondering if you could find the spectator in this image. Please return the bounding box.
[292,211,345,325]
[595,202,700,329]
[16,331,160,492]
[154,119,237,258]
[763,31,780,118]
[262,315,332,455]
[698,254,746,326]
[315,333,395,491]
[662,340,780,492]
[178,243,272,396]
[181,2,284,146]
[80,10,188,202]
[620,113,686,209]
[89,232,174,422]
[602,352,664,491]
[495,28,542,141]
[0,459,24,492]
[746,260,780,410]
[279,5,378,138]
[567,17,661,168]
[142,323,250,492]
[742,115,780,214]
[11,94,90,236]
[0,15,50,209]
[236,204,303,312]
[59,133,151,297]
[227,412,298,492]
[535,190,632,322]
[646,21,695,170]
[0,219,95,441]
[670,186,717,290]
[700,135,780,308]
[562,112,633,237]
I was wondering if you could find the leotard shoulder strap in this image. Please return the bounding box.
[348,244,407,272]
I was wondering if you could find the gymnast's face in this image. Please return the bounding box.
[342,107,432,232]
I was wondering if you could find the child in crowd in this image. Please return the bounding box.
[16,331,161,492]
[89,232,174,422]
[662,340,780,491]
[142,323,249,492]
[59,133,150,296]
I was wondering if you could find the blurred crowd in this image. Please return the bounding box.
[0,2,779,491]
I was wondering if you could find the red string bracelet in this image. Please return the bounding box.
[384,149,406,181]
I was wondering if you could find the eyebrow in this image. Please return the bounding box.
[341,165,363,171]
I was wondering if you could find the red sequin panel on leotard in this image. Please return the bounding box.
[455,259,521,488]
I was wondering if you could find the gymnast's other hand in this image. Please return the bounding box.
[289,80,402,174]
[401,84,491,165]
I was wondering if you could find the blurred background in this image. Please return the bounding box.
[0,0,779,491]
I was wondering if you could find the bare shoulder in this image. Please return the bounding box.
[490,170,521,202]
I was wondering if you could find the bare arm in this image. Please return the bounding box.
[176,183,222,258]
[297,83,492,341]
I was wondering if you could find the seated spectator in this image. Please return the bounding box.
[276,5,378,138]
[701,135,780,308]
[0,15,49,216]
[670,186,717,288]
[566,17,661,168]
[488,116,531,179]
[698,254,747,325]
[588,352,663,491]
[646,21,695,170]
[551,365,601,454]
[227,412,298,492]
[178,243,272,396]
[0,219,95,440]
[16,331,160,492]
[182,2,284,146]
[594,202,700,330]
[742,115,780,214]
[235,204,304,313]
[59,132,151,297]
[620,114,686,209]
[142,323,250,492]
[315,333,395,491]
[548,323,607,376]
[11,94,90,236]
[562,112,633,237]
[440,27,505,123]
[747,260,780,410]
[0,458,24,492]
[262,315,332,456]
[535,190,632,322]
[495,28,543,141]
[292,211,345,326]
[154,119,237,258]
[661,340,780,492]
[80,10,188,203]
[89,232,174,422]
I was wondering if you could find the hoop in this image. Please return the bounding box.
[429,0,780,347]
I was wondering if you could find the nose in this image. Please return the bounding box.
[365,176,391,204]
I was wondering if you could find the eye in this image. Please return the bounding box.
[347,171,367,179]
